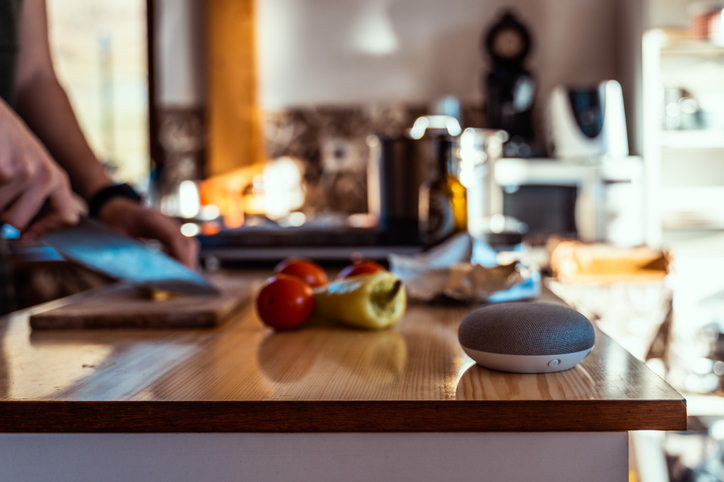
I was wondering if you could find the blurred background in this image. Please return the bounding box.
[33,0,724,480]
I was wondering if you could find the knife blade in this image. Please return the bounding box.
[41,217,219,296]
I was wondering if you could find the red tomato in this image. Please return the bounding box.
[256,274,315,331]
[337,260,384,279]
[274,258,328,288]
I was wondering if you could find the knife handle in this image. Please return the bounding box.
[29,201,54,227]
[28,201,81,240]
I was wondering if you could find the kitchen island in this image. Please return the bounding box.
[0,272,685,481]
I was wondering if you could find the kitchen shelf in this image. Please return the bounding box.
[495,156,642,187]
[659,28,724,57]
[685,393,724,417]
[661,42,724,57]
[660,186,724,205]
[643,27,724,244]
[661,130,724,149]
[663,218,724,231]
[660,186,724,229]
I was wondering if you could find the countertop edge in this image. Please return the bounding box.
[0,399,687,433]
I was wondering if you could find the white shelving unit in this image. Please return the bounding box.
[643,28,724,244]
[660,130,724,149]
[636,25,724,482]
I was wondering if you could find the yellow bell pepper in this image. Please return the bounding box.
[313,271,407,330]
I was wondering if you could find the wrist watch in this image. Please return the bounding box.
[88,183,143,218]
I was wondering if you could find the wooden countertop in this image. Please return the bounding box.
[0,272,686,433]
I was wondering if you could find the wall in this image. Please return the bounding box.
[154,0,641,154]
[616,0,648,156]
[649,0,695,28]
[257,0,621,111]
[154,0,205,108]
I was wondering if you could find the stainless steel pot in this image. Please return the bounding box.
[367,121,512,244]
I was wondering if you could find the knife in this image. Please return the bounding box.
[41,217,219,296]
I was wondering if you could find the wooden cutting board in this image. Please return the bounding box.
[29,276,256,330]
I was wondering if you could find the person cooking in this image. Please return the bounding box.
[0,0,197,268]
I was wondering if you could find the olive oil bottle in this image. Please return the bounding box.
[419,137,467,245]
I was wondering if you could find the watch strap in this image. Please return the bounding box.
[88,183,143,218]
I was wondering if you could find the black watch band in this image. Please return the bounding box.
[88,183,143,218]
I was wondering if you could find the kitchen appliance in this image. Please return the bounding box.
[366,134,430,246]
[369,119,519,248]
[548,80,628,159]
[460,127,527,245]
[367,115,463,247]
[42,217,218,295]
[458,302,595,373]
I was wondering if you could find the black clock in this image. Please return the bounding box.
[482,10,540,157]
[484,12,531,66]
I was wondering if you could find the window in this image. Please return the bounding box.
[47,0,149,187]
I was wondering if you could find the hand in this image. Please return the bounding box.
[96,197,200,269]
[0,101,79,239]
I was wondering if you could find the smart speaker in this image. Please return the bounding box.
[458,302,595,373]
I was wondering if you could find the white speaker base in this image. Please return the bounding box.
[462,347,593,373]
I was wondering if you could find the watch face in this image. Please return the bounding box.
[493,28,525,59]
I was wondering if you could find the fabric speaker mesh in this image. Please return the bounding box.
[458,302,595,356]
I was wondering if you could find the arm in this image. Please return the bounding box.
[12,0,198,267]
[12,0,110,201]
[0,97,78,233]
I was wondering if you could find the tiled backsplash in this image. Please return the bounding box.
[263,102,483,214]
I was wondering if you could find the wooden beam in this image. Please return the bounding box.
[206,0,264,176]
